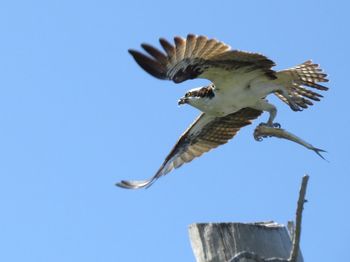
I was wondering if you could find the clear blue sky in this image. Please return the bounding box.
[0,1,348,261]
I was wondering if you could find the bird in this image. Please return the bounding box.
[117,34,328,189]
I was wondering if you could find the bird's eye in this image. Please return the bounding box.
[185,93,190,97]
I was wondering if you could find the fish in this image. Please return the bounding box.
[253,125,327,160]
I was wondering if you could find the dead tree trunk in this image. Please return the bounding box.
[189,221,303,262]
[188,175,309,262]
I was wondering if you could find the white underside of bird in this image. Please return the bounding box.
[183,68,288,125]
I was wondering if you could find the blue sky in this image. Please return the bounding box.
[0,0,348,261]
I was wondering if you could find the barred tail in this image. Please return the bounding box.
[275,60,329,110]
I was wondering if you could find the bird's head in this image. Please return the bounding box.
[178,92,194,106]
[178,88,202,106]
[178,85,215,108]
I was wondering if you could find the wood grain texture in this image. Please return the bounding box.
[188,222,303,262]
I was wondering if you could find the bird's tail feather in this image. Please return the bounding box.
[275,60,329,110]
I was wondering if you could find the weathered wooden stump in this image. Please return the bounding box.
[189,221,303,262]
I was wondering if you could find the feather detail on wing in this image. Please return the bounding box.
[275,60,329,110]
[116,108,262,189]
[128,34,276,84]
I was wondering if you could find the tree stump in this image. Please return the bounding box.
[188,221,303,262]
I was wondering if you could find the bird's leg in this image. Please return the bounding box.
[253,100,280,128]
[252,100,281,141]
[265,105,278,127]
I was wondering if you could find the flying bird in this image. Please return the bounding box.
[117,34,328,189]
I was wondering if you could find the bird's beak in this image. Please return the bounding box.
[178,97,188,105]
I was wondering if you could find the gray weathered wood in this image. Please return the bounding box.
[189,221,303,262]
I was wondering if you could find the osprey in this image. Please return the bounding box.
[117,34,328,189]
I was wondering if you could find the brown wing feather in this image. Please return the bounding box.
[174,36,186,61]
[128,34,276,83]
[141,43,168,66]
[128,49,167,79]
[116,108,262,189]
[191,35,208,57]
[159,38,176,65]
[196,39,217,58]
[183,34,197,58]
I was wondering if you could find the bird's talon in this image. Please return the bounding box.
[258,122,281,129]
[273,123,281,128]
[254,135,263,142]
[254,128,270,141]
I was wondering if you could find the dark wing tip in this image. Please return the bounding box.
[187,33,196,38]
[116,179,153,189]
[128,49,167,80]
[159,37,172,46]
[159,38,175,55]
[140,43,168,65]
[174,36,185,45]
[303,80,329,91]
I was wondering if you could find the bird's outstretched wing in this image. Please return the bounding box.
[128,34,276,84]
[117,108,262,189]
